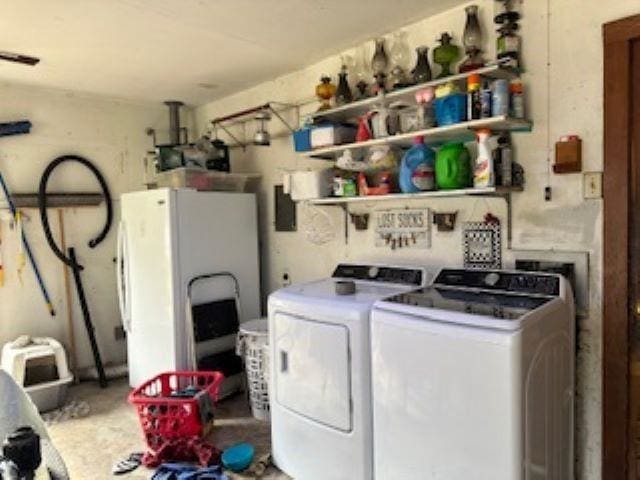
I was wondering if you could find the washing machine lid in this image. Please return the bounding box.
[374,269,564,330]
[382,286,551,320]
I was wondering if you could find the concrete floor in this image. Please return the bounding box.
[47,378,289,479]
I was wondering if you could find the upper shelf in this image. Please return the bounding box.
[301,116,532,160]
[310,62,519,124]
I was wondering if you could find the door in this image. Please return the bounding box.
[272,312,352,431]
[119,189,178,387]
[603,14,640,480]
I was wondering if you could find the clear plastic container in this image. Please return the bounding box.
[156,167,260,192]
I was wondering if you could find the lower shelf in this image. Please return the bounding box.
[303,186,521,206]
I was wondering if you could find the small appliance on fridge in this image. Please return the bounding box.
[117,188,261,390]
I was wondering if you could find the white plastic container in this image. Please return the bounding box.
[156,167,261,192]
[282,169,333,201]
[310,124,357,148]
[1,337,73,412]
[236,318,270,421]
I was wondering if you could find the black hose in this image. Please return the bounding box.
[38,154,113,270]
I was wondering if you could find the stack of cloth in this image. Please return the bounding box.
[151,463,228,480]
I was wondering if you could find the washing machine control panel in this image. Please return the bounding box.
[434,269,560,296]
[332,264,424,286]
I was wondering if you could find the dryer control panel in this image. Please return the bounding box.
[332,264,424,286]
[434,269,560,296]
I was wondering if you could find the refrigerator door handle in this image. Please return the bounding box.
[116,221,132,332]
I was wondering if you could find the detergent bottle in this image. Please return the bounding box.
[473,128,494,188]
[399,136,435,193]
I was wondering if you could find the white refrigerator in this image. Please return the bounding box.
[117,188,261,388]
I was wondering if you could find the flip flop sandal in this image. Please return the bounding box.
[112,452,143,475]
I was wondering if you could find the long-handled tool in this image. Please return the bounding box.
[0,215,4,287]
[38,155,112,388]
[0,172,55,316]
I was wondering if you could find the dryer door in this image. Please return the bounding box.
[273,312,352,431]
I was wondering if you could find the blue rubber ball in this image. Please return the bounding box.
[222,443,255,472]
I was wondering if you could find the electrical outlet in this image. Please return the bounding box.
[583,172,602,199]
[281,270,291,288]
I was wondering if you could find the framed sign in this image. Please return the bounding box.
[462,221,502,269]
[375,208,431,250]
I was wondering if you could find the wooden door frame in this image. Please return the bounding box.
[603,13,640,480]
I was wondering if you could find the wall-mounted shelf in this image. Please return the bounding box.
[310,62,519,124]
[304,186,521,205]
[302,116,532,160]
[303,186,520,248]
[9,193,104,209]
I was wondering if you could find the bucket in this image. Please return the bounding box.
[236,319,270,421]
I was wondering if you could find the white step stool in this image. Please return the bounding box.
[1,337,73,412]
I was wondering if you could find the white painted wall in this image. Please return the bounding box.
[0,82,173,371]
[194,1,640,477]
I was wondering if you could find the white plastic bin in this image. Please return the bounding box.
[236,318,270,421]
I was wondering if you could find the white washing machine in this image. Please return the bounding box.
[268,264,428,480]
[371,269,575,480]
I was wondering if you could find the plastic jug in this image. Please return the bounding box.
[399,137,435,193]
[435,142,471,190]
[473,128,494,188]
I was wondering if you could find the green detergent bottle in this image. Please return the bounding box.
[435,142,471,189]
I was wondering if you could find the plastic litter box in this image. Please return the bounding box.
[0,337,73,412]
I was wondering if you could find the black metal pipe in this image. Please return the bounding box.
[164,100,184,145]
[69,247,107,388]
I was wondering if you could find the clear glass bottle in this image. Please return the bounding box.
[353,46,371,99]
[463,5,482,52]
[371,38,389,91]
[460,5,485,73]
[389,31,410,88]
[371,38,389,77]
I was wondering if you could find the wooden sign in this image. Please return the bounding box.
[375,208,431,249]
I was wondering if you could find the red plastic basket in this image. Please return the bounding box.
[128,371,225,452]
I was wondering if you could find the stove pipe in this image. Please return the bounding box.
[164,100,184,145]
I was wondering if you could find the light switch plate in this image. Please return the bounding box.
[583,172,602,199]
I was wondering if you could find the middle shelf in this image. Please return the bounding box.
[300,116,532,160]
